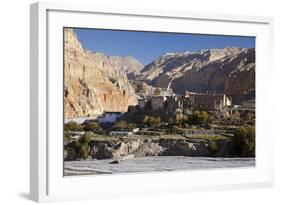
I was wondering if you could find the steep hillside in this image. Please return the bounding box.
[86,51,143,79]
[64,29,138,118]
[136,47,255,103]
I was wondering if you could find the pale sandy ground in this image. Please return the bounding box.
[64,156,255,176]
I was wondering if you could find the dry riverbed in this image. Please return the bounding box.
[64,156,255,176]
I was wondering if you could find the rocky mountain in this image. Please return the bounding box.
[129,80,156,96]
[64,29,138,118]
[136,47,255,103]
[86,51,143,80]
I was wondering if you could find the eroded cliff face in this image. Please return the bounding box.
[64,29,138,118]
[136,47,255,103]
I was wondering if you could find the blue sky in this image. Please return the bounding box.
[74,28,255,65]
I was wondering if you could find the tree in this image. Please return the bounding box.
[231,126,255,156]
[154,88,161,95]
[113,120,127,129]
[174,114,183,125]
[147,116,156,127]
[182,114,189,123]
[79,143,90,160]
[143,115,149,124]
[230,110,240,120]
[78,132,92,144]
[113,120,136,130]
[64,121,84,131]
[143,115,155,127]
[208,140,219,154]
[168,117,174,125]
[76,132,93,160]
[155,116,161,127]
[189,111,209,125]
[240,111,255,121]
[84,122,101,132]
[64,132,71,142]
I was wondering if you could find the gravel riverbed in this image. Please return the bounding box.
[64,156,255,176]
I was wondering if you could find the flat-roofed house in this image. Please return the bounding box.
[138,98,148,109]
[151,96,166,110]
[188,92,231,110]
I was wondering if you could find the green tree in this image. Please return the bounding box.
[84,122,101,132]
[79,143,90,160]
[76,132,93,160]
[189,111,209,125]
[64,121,84,131]
[78,132,92,144]
[114,120,127,130]
[113,120,136,130]
[147,116,156,127]
[64,131,71,142]
[143,115,156,127]
[231,126,255,156]
[154,88,161,95]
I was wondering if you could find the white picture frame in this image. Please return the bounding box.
[30,2,274,202]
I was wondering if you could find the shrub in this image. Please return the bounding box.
[84,122,101,132]
[114,120,136,130]
[64,132,71,142]
[143,115,158,127]
[208,140,219,154]
[64,121,84,131]
[143,115,149,124]
[240,111,255,121]
[168,117,174,125]
[154,88,161,95]
[188,111,209,125]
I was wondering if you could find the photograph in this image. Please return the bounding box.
[63,27,256,176]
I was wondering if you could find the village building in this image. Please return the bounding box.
[109,131,133,137]
[96,112,123,123]
[109,128,139,137]
[188,92,232,110]
[150,96,166,110]
[164,96,180,111]
[138,98,148,109]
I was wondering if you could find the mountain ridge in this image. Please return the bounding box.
[135,47,255,103]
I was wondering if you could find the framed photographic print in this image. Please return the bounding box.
[30,2,274,202]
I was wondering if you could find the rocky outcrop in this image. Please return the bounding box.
[136,47,255,104]
[86,51,143,80]
[64,29,139,118]
[64,137,233,161]
[129,80,156,96]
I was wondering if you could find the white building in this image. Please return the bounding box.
[109,128,139,137]
[109,131,133,137]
